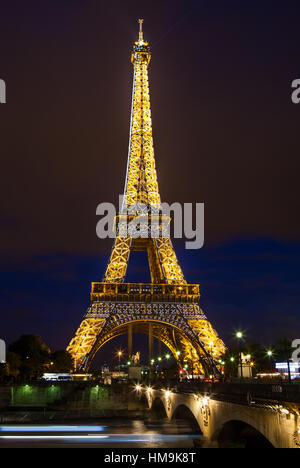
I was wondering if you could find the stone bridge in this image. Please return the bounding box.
[145,383,300,448]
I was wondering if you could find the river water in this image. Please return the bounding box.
[0,418,202,448]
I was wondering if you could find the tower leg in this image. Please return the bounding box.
[149,323,153,380]
[128,323,133,359]
[158,339,161,358]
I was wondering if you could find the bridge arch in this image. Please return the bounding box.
[151,397,168,419]
[148,393,205,434]
[213,419,274,448]
[172,404,202,433]
[149,396,203,438]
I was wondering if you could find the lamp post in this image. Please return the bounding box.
[209,342,214,382]
[236,332,243,379]
[229,356,235,380]
[250,361,254,378]
[267,350,273,363]
[266,349,275,376]
[151,358,155,380]
[117,351,122,375]
[157,356,162,380]
[176,351,181,383]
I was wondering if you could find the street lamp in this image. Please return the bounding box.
[266,350,274,374]
[117,350,122,375]
[176,351,181,380]
[236,331,244,379]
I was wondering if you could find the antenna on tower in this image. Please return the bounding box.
[138,18,144,42]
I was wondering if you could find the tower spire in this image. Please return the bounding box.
[125,18,157,212]
[138,18,144,42]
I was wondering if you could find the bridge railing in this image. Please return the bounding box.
[175,380,300,404]
[146,379,300,404]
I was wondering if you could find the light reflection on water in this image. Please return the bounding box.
[0,425,107,432]
[0,418,202,447]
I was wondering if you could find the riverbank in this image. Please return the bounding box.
[0,382,148,422]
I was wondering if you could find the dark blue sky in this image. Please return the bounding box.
[0,0,300,362]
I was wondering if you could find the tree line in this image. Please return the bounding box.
[0,334,74,382]
[220,338,294,379]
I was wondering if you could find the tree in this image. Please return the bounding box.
[220,348,239,378]
[274,338,293,383]
[50,350,74,372]
[245,343,273,373]
[0,363,8,381]
[8,335,51,380]
[221,343,275,379]
[6,351,22,380]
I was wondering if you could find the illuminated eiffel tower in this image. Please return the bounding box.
[67,20,225,375]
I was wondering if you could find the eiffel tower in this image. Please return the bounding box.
[67,20,225,376]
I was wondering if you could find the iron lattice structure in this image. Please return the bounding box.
[67,20,225,375]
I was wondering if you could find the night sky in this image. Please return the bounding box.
[1,1,300,364]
